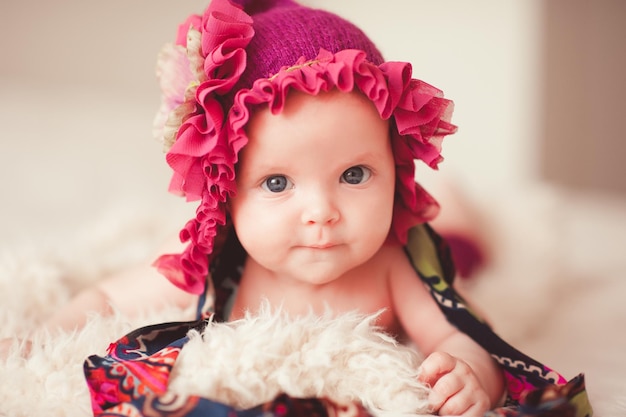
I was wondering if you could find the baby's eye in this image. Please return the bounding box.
[341,165,372,185]
[262,175,293,193]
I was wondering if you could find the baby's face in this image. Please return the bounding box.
[230,89,396,285]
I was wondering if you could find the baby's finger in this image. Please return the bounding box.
[460,400,490,417]
[439,382,491,417]
[418,351,457,385]
[436,388,473,416]
[428,371,465,413]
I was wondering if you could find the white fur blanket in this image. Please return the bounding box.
[0,210,432,417]
[2,187,626,416]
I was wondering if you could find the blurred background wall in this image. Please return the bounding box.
[0,0,624,242]
[540,0,626,196]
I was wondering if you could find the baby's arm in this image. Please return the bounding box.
[389,249,504,416]
[1,236,195,359]
[43,256,196,333]
[44,235,196,333]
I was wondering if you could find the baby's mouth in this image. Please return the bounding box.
[308,243,336,249]
[299,241,339,250]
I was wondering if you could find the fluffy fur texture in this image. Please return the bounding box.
[170,306,430,416]
[0,210,431,417]
[2,187,626,417]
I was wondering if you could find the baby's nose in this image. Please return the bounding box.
[301,189,340,225]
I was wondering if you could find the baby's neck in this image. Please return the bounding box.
[228,244,403,336]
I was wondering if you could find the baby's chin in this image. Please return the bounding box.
[278,264,347,287]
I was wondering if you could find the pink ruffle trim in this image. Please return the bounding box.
[154,0,456,294]
[153,0,253,294]
[229,48,456,244]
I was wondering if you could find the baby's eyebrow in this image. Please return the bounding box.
[239,163,290,183]
[346,151,382,163]
[248,162,288,174]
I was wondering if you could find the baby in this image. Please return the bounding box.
[6,0,592,416]
[85,0,504,413]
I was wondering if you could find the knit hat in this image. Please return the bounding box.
[232,0,384,93]
[152,0,457,295]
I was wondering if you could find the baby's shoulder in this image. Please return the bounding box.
[375,241,414,276]
[375,241,428,298]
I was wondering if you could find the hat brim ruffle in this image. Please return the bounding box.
[230,47,456,242]
[154,2,456,295]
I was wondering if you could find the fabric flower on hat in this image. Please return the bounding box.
[153,25,205,152]
[154,3,253,202]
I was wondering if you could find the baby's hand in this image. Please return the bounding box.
[418,351,490,416]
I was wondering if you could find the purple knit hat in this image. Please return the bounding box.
[231,0,384,91]
[152,0,456,294]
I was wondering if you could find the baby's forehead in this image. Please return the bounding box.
[237,89,393,174]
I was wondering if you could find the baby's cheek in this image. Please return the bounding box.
[362,194,394,234]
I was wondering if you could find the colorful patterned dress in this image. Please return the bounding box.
[84,224,593,416]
